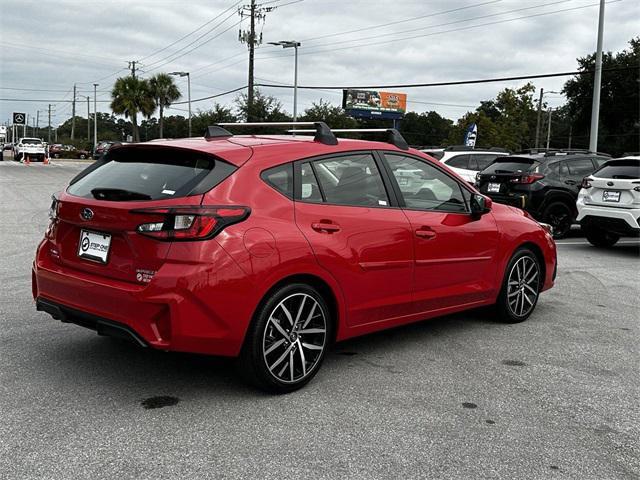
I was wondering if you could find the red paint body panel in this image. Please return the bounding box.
[33,137,556,357]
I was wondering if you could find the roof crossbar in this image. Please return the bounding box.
[213,121,338,145]
[287,128,409,150]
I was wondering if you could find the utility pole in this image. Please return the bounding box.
[47,104,52,144]
[36,111,39,138]
[128,61,137,78]
[87,96,91,142]
[546,108,553,150]
[568,125,573,149]
[589,0,605,152]
[93,84,98,150]
[534,88,544,149]
[238,0,276,120]
[71,84,77,140]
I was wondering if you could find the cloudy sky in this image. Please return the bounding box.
[0,0,638,130]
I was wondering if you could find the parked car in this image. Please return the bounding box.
[14,137,46,162]
[93,141,121,159]
[50,144,90,159]
[577,157,640,246]
[2,143,13,151]
[476,151,610,238]
[419,146,445,160]
[438,146,510,184]
[33,124,556,393]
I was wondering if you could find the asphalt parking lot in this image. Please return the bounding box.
[0,160,638,480]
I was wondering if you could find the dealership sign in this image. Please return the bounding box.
[342,90,407,120]
[13,112,26,125]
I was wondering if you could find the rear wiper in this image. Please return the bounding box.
[91,188,152,201]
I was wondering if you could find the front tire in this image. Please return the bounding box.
[582,223,619,247]
[239,283,331,393]
[495,248,542,323]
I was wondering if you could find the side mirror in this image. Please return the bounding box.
[470,193,492,217]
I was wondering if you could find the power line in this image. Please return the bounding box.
[302,0,572,50]
[300,0,503,42]
[138,1,243,62]
[144,13,242,72]
[254,66,637,90]
[172,85,248,105]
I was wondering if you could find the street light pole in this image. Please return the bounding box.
[169,72,191,137]
[93,84,98,150]
[546,108,553,150]
[589,0,605,152]
[268,41,301,123]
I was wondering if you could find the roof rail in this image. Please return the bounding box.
[288,128,409,150]
[444,145,474,151]
[213,121,338,145]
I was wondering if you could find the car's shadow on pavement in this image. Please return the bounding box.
[36,308,495,399]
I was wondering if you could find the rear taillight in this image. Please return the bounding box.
[581,177,593,189]
[131,206,250,241]
[510,173,545,184]
[48,195,59,220]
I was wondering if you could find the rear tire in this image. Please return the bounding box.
[239,283,331,393]
[495,248,542,323]
[582,223,619,247]
[542,201,573,239]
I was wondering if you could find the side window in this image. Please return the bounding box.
[446,154,469,169]
[300,162,323,202]
[312,154,389,207]
[475,154,498,171]
[559,161,569,176]
[384,153,468,213]
[567,158,597,176]
[261,163,293,198]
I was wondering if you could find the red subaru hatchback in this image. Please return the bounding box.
[33,123,556,392]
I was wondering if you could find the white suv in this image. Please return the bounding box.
[577,157,640,247]
[437,147,510,183]
[14,137,46,162]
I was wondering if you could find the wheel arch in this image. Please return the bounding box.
[539,190,577,216]
[251,272,342,344]
[515,241,547,288]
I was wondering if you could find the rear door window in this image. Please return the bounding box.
[67,147,236,201]
[446,154,469,169]
[310,153,389,207]
[474,154,498,171]
[567,158,597,176]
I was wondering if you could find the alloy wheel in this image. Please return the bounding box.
[262,293,327,384]
[507,255,540,317]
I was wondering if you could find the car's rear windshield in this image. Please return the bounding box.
[22,139,42,145]
[481,157,538,174]
[595,160,640,179]
[67,147,236,201]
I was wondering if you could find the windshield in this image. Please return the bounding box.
[22,139,42,145]
[481,157,538,174]
[67,147,236,201]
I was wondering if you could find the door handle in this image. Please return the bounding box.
[415,228,436,239]
[312,222,341,233]
[564,179,577,185]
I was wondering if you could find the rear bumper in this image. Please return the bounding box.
[579,214,640,237]
[36,298,148,347]
[577,204,640,231]
[33,239,257,357]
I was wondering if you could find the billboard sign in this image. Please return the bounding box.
[342,90,407,120]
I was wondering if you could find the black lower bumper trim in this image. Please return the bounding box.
[36,298,147,347]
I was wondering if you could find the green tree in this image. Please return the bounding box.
[448,83,538,151]
[191,103,237,136]
[110,76,155,142]
[399,111,453,147]
[563,37,639,155]
[148,73,181,138]
[299,99,359,128]
[235,89,290,122]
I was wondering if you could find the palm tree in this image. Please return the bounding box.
[110,76,155,142]
[149,73,181,138]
